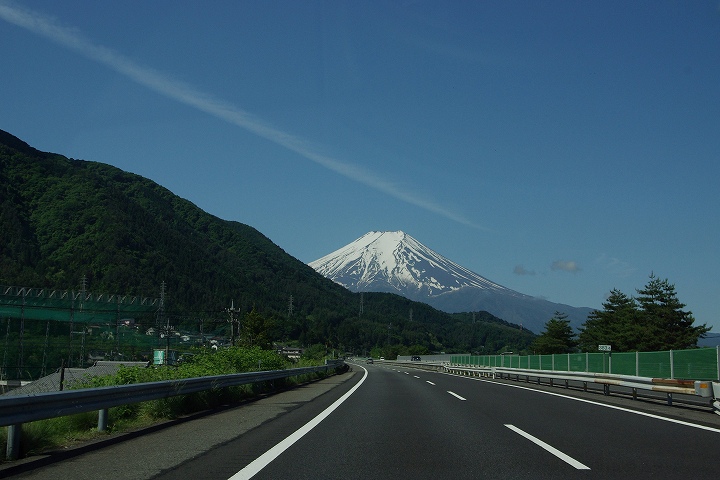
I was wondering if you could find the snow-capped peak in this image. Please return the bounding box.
[309,231,518,297]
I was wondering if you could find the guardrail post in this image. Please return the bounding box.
[6,424,20,460]
[667,393,673,406]
[98,408,108,432]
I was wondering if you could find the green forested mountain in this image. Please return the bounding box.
[0,129,533,355]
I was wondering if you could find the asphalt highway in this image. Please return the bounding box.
[4,362,720,479]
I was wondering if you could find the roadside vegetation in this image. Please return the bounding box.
[1,346,344,461]
[531,274,709,354]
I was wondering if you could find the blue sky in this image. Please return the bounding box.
[1,1,718,331]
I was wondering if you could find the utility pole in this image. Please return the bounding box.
[159,281,170,364]
[226,300,241,346]
[359,292,364,318]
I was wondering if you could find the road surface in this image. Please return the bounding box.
[4,362,720,479]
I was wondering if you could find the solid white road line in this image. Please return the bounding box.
[505,424,590,470]
[447,391,466,401]
[228,366,368,480]
[443,372,720,434]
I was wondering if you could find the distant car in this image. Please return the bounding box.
[411,355,421,361]
[366,358,373,364]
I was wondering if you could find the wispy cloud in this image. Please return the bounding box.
[513,265,535,275]
[595,254,636,278]
[551,260,581,273]
[0,1,484,231]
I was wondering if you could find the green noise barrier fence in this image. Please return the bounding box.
[451,347,720,381]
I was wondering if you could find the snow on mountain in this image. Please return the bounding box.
[309,231,593,333]
[309,231,523,298]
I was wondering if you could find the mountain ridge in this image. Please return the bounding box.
[0,129,535,354]
[310,231,594,333]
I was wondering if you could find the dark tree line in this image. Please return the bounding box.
[531,274,709,354]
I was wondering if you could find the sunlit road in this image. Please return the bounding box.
[156,362,720,479]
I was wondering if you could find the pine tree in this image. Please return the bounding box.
[578,289,642,352]
[635,273,709,350]
[531,312,577,354]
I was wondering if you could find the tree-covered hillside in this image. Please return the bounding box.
[0,129,533,356]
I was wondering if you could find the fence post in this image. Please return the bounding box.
[670,350,674,379]
[98,408,108,432]
[6,424,20,460]
[636,351,639,377]
[586,352,589,373]
[717,346,719,381]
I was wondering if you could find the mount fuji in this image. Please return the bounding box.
[309,231,593,333]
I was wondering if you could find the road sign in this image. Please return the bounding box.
[598,344,612,352]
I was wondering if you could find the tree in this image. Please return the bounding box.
[578,289,642,352]
[635,273,709,350]
[531,312,577,354]
[239,308,274,349]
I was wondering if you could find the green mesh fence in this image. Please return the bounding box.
[670,349,718,380]
[452,347,719,380]
[609,352,637,376]
[568,353,587,372]
[0,286,159,324]
[637,351,671,378]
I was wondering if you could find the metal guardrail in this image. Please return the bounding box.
[442,363,718,409]
[377,359,446,372]
[1,360,346,460]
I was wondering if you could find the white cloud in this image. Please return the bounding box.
[595,254,636,278]
[0,1,485,231]
[551,260,581,273]
[513,265,535,275]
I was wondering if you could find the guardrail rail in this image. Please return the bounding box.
[1,360,346,460]
[443,363,720,411]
